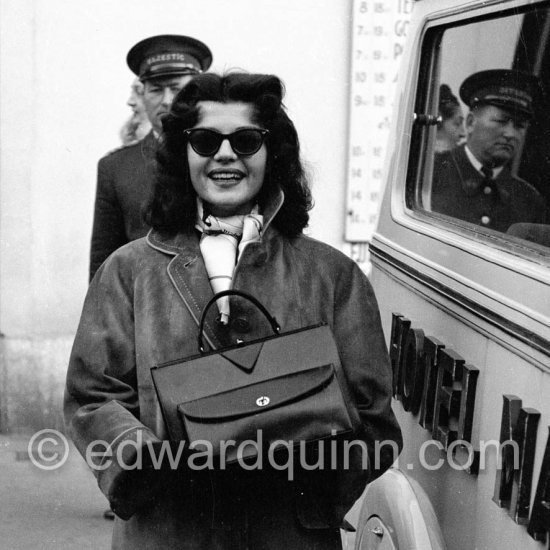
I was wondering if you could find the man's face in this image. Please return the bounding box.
[143,74,194,133]
[465,104,528,167]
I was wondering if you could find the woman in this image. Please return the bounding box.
[65,73,402,549]
[436,83,466,152]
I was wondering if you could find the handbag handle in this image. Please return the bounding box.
[198,289,281,352]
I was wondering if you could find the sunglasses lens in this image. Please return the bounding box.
[231,130,264,155]
[188,130,221,156]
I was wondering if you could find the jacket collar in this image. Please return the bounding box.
[146,187,284,256]
[464,145,504,179]
[453,145,510,202]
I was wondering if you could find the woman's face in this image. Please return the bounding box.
[441,107,466,148]
[187,101,267,217]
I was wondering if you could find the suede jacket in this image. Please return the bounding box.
[65,192,402,549]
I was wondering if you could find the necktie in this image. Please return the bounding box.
[480,166,497,198]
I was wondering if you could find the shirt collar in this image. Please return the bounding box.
[464,145,504,178]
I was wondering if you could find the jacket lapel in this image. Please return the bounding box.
[147,230,224,351]
[140,130,158,162]
[454,146,483,197]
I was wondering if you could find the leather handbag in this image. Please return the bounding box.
[151,290,361,464]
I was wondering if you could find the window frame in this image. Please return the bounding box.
[403,2,550,265]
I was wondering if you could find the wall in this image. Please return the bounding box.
[0,0,353,431]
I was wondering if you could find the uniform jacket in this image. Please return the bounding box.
[432,144,545,232]
[65,192,402,549]
[89,131,158,281]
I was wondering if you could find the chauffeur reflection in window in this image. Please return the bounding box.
[431,69,546,232]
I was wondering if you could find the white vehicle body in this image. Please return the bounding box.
[349,1,550,549]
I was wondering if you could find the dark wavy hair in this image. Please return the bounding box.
[144,72,312,237]
[438,83,461,123]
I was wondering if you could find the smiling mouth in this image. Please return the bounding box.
[208,170,246,183]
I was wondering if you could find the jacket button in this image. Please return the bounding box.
[232,317,251,333]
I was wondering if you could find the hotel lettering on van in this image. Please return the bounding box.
[390,313,549,542]
[344,1,550,549]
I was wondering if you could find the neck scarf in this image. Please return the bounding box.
[195,200,263,324]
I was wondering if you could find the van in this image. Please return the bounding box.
[345,1,550,549]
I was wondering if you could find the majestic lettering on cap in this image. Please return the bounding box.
[139,51,202,78]
[146,53,192,64]
[470,84,534,113]
[481,93,530,109]
[497,86,532,101]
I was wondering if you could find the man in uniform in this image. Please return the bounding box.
[431,69,546,233]
[89,34,212,280]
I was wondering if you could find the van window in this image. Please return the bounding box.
[412,6,550,254]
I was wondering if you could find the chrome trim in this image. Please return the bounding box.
[370,243,550,358]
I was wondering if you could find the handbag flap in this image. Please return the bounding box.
[178,364,334,422]
[220,342,264,373]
